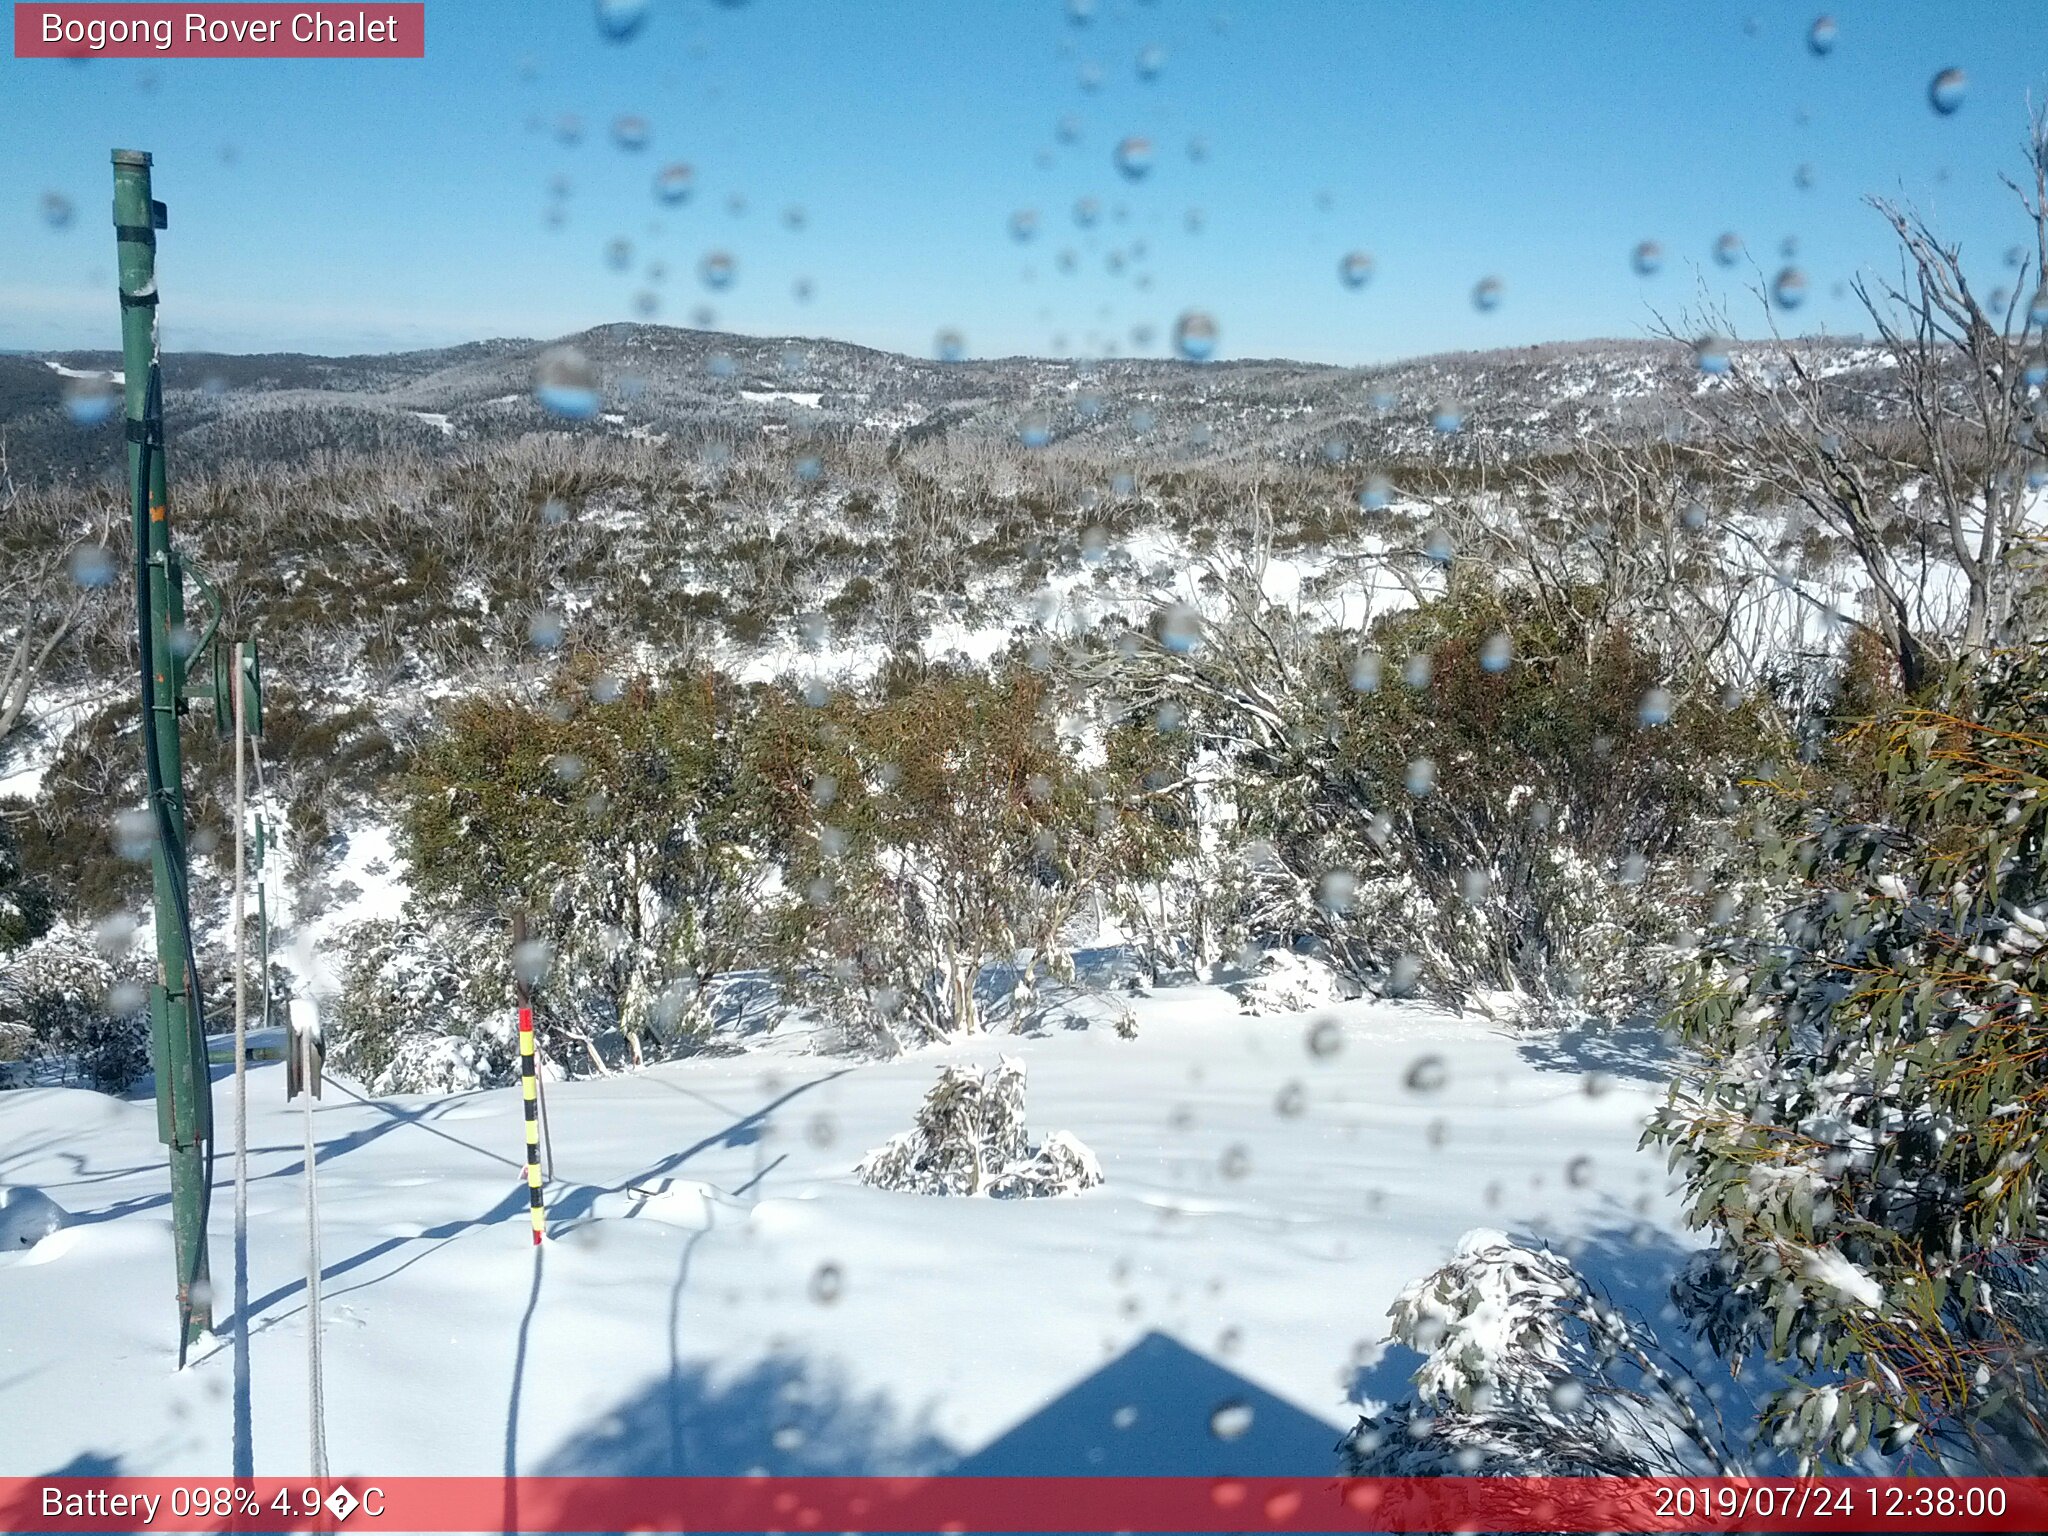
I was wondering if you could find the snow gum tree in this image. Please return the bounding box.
[1651,650,2048,1470]
[761,664,1111,1047]
[400,664,774,1072]
[1101,567,1771,1016]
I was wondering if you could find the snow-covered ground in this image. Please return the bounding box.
[0,988,1695,1479]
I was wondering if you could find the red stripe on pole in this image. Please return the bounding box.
[13,5,425,59]
[1,1477,2045,1533]
[518,1006,532,1035]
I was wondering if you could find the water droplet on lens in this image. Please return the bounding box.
[653,162,694,204]
[1306,1018,1343,1059]
[1404,757,1436,797]
[1019,411,1053,448]
[1209,1399,1254,1440]
[1479,632,1512,673]
[62,375,117,427]
[40,191,75,229]
[513,938,554,986]
[1404,1054,1448,1093]
[1358,474,1392,511]
[611,113,649,150]
[809,1263,843,1304]
[1639,687,1674,726]
[1807,15,1836,56]
[1009,208,1040,242]
[1114,136,1155,180]
[595,0,650,43]
[1631,240,1663,277]
[528,609,567,649]
[1772,267,1808,309]
[699,250,736,290]
[1136,43,1166,80]
[113,808,155,862]
[1471,276,1503,312]
[934,328,966,362]
[1218,1144,1250,1180]
[1161,603,1202,653]
[1339,250,1375,289]
[1172,310,1218,360]
[1693,334,1731,375]
[1713,231,1743,267]
[534,346,600,419]
[1928,68,1966,116]
[1274,1081,1306,1118]
[604,236,633,271]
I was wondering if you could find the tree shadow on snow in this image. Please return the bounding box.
[1513,1016,1677,1084]
[536,1349,955,1477]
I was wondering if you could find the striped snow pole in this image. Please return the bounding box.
[519,1005,543,1245]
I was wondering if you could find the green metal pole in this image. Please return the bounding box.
[114,148,213,1352]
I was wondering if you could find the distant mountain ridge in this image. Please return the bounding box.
[6,323,1887,485]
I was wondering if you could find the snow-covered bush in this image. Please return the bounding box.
[0,1184,69,1250]
[327,913,514,1093]
[1226,945,1359,1015]
[1344,1229,1737,1476]
[856,1057,1103,1198]
[0,922,147,1091]
[1650,652,2048,1471]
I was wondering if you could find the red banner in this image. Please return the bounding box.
[1,1476,2046,1533]
[13,5,423,58]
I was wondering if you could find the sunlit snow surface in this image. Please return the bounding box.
[0,991,1696,1477]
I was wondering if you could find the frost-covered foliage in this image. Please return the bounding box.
[0,921,147,1091]
[856,1057,1104,1198]
[1344,1229,1738,1476]
[327,914,514,1094]
[1651,652,2048,1471]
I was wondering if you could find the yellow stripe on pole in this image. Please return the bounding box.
[518,1003,544,1246]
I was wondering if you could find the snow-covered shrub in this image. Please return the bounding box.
[1651,652,2048,1472]
[327,913,513,1093]
[1343,1229,1737,1476]
[0,1184,69,1250]
[1227,945,1359,1015]
[0,922,147,1091]
[856,1057,1103,1198]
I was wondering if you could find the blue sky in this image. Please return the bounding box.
[3,1,2044,363]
